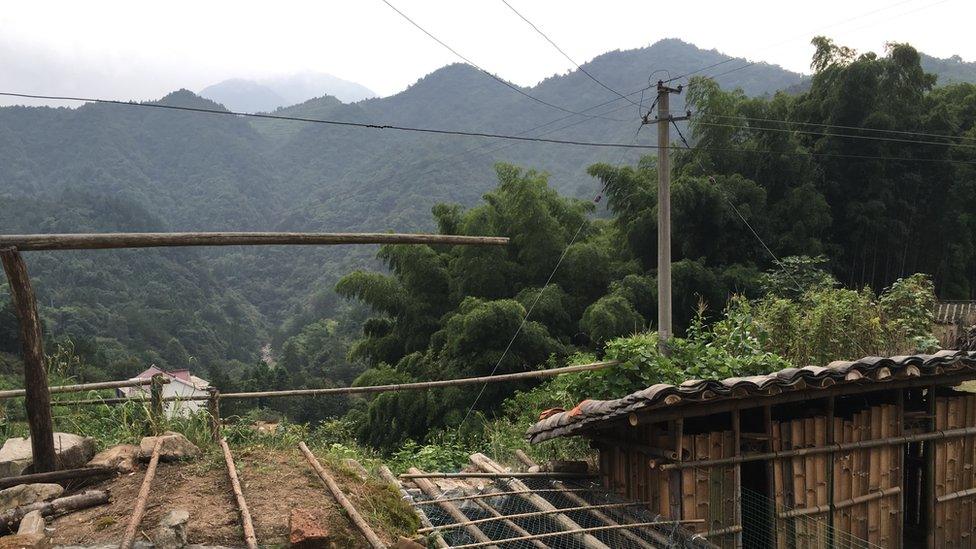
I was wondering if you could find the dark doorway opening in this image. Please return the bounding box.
[741,459,774,548]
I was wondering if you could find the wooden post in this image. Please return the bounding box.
[926,386,937,549]
[207,388,221,443]
[121,437,163,549]
[149,374,164,429]
[670,418,684,520]
[764,405,776,546]
[825,396,835,548]
[219,439,258,549]
[0,248,56,473]
[732,408,743,549]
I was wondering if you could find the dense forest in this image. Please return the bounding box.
[0,38,974,451]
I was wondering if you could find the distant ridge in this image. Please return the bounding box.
[200,72,377,113]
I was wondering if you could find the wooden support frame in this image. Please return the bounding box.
[406,467,496,547]
[463,487,548,549]
[417,501,653,534]
[0,248,56,472]
[378,466,448,549]
[219,439,258,549]
[299,442,384,549]
[410,487,594,505]
[659,425,976,470]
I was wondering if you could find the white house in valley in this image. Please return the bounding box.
[120,366,211,417]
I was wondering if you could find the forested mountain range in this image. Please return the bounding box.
[0,38,974,388]
[199,72,377,113]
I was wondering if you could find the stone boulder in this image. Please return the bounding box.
[0,484,63,513]
[0,434,95,478]
[139,432,200,462]
[290,508,339,548]
[87,444,140,473]
[17,510,45,535]
[154,509,189,549]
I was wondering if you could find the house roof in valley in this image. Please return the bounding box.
[527,350,976,444]
[936,300,976,324]
[131,366,210,390]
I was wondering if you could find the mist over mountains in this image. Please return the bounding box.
[199,72,377,113]
[1,38,974,368]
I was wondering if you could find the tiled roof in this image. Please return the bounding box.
[527,350,976,444]
[936,301,976,324]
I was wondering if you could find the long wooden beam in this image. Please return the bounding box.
[0,248,56,473]
[218,361,617,400]
[0,377,168,400]
[400,471,595,480]
[0,466,115,490]
[299,442,385,549]
[0,232,509,251]
[121,437,163,549]
[219,439,258,549]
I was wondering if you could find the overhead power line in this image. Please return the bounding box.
[696,120,976,151]
[704,113,976,144]
[379,0,627,122]
[3,91,975,166]
[498,0,639,106]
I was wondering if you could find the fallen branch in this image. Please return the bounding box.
[0,490,109,531]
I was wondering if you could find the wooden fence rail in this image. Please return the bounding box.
[0,377,169,400]
[0,232,509,251]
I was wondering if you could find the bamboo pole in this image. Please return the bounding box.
[208,389,221,443]
[400,471,594,480]
[449,520,704,549]
[927,388,938,549]
[218,361,617,400]
[659,425,976,471]
[0,248,55,473]
[0,232,509,251]
[406,467,496,548]
[54,394,209,406]
[408,487,594,505]
[0,377,168,399]
[378,466,448,549]
[777,487,902,518]
[0,466,116,490]
[298,442,384,549]
[418,501,652,533]
[470,452,610,549]
[463,488,548,549]
[219,439,258,549]
[121,437,163,549]
[515,449,662,549]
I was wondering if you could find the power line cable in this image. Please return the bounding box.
[695,120,976,150]
[5,91,975,167]
[379,0,627,122]
[498,0,639,106]
[703,112,976,144]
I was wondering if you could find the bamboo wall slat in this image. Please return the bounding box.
[932,394,976,548]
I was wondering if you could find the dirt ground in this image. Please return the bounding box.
[47,446,397,548]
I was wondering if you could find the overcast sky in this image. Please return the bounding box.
[0,0,971,107]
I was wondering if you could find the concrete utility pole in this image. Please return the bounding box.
[649,81,685,353]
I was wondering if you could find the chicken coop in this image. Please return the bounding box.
[528,351,976,548]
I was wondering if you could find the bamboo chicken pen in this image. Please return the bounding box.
[528,351,976,549]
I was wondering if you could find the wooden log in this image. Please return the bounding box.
[219,361,617,400]
[779,487,902,518]
[0,466,115,490]
[120,437,163,549]
[406,467,496,548]
[0,248,55,473]
[0,489,110,531]
[497,452,659,549]
[0,377,168,399]
[149,374,164,427]
[0,232,509,251]
[731,409,742,549]
[399,471,593,479]
[926,387,937,549]
[378,466,448,549]
[868,407,881,547]
[298,442,384,549]
[418,501,652,533]
[936,396,947,548]
[469,452,610,549]
[448,520,704,549]
[219,439,258,549]
[408,487,594,505]
[463,487,547,549]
